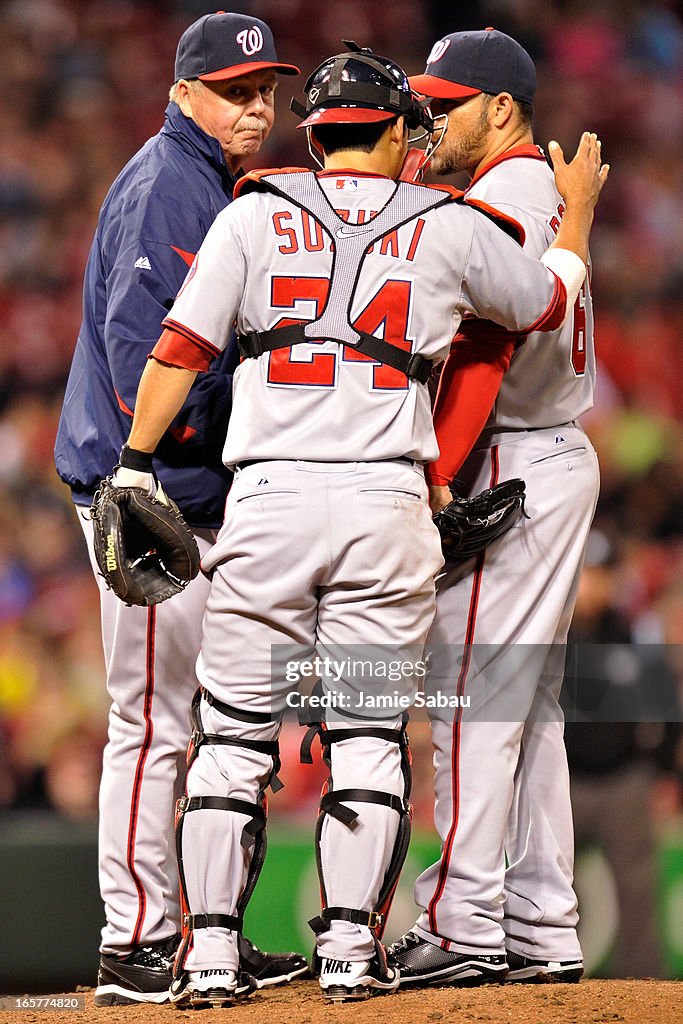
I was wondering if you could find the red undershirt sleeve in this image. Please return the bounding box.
[426,319,519,486]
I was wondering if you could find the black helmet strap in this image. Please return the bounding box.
[327,51,399,98]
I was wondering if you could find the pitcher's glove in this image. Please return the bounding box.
[90,447,200,606]
[433,478,527,563]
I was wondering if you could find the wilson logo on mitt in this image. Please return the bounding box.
[91,480,200,606]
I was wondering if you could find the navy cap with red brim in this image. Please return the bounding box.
[175,12,300,83]
[408,29,536,105]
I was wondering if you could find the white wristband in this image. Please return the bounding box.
[541,248,586,316]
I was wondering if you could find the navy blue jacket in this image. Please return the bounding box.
[55,103,239,527]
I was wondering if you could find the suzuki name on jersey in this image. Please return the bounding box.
[272,208,426,262]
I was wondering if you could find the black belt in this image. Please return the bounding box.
[236,457,421,471]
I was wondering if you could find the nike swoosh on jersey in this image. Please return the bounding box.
[335,224,374,238]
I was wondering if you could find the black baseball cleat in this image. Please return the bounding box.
[387,931,508,987]
[505,950,583,983]
[94,933,179,1006]
[318,951,399,1003]
[170,968,255,1009]
[238,934,310,988]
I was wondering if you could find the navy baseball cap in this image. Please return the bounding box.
[410,28,536,104]
[175,11,299,83]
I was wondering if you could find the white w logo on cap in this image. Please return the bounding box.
[236,26,264,56]
[427,38,451,64]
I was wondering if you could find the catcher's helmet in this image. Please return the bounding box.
[291,41,433,132]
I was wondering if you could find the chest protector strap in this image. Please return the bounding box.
[238,172,454,385]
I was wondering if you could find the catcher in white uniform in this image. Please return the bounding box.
[389,29,601,987]
[98,42,606,1008]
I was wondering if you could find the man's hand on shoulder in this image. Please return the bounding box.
[549,131,609,213]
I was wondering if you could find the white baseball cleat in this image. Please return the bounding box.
[169,968,254,1009]
[318,953,399,1003]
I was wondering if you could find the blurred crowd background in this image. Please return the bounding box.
[1,0,682,977]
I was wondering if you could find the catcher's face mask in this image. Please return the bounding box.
[290,41,439,170]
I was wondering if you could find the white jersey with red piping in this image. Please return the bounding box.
[160,169,568,466]
[465,144,596,430]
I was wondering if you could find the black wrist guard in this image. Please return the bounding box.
[119,444,155,472]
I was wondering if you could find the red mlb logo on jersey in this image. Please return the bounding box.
[336,178,359,191]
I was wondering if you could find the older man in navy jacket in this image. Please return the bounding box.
[55,12,305,1007]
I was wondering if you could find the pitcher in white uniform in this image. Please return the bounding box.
[389,28,601,987]
[96,41,607,1009]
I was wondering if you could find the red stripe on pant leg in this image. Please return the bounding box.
[490,444,499,488]
[128,606,157,946]
[426,559,484,933]
[427,447,500,937]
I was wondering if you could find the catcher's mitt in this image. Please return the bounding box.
[90,478,200,606]
[433,478,527,563]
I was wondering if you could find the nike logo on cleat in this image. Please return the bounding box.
[554,434,566,443]
[322,959,352,973]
